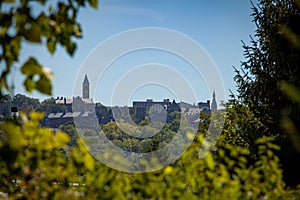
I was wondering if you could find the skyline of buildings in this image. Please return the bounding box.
[56,74,219,110]
[47,75,218,127]
[0,74,219,128]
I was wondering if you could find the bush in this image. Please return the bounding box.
[0,112,288,199]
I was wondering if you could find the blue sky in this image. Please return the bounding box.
[13,0,257,106]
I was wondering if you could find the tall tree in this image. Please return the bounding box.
[13,94,40,113]
[234,0,300,185]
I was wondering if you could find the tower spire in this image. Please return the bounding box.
[211,90,217,111]
[83,74,89,84]
[82,74,89,99]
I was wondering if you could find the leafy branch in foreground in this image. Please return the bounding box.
[0,0,97,96]
[0,112,288,199]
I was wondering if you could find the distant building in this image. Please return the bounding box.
[55,75,93,110]
[211,90,217,111]
[83,74,90,99]
[198,100,210,113]
[197,91,217,113]
[43,113,64,127]
[184,108,200,116]
[44,111,94,128]
[133,99,171,120]
[45,75,94,127]
[44,76,219,128]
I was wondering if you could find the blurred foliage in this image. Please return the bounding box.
[0,112,289,199]
[0,0,97,96]
[0,112,95,199]
[279,81,300,154]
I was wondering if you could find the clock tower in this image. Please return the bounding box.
[82,74,89,99]
[211,90,217,111]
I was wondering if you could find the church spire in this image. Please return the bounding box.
[82,74,89,99]
[211,90,217,111]
[83,74,89,84]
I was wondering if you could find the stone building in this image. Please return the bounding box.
[133,99,171,120]
[44,75,94,127]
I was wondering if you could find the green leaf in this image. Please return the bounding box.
[36,13,49,30]
[47,39,56,54]
[21,57,42,76]
[89,0,98,9]
[36,75,52,95]
[24,78,36,92]
[11,36,21,58]
[67,42,76,56]
[21,57,52,95]
[2,122,25,150]
[0,13,13,27]
[84,153,95,171]
[30,112,44,122]
[55,131,70,147]
[24,24,42,43]
[205,153,215,171]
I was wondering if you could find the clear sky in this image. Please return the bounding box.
[13,0,257,106]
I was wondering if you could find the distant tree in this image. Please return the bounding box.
[37,97,56,113]
[59,122,78,147]
[37,97,68,114]
[13,94,40,113]
[0,94,12,117]
[169,100,181,113]
[167,111,181,124]
[138,119,150,126]
[234,0,300,185]
[95,103,114,124]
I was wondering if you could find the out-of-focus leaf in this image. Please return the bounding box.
[0,13,13,27]
[84,153,95,171]
[2,0,16,2]
[36,75,52,95]
[30,112,44,122]
[67,42,76,56]
[89,0,98,9]
[21,57,52,95]
[21,57,42,76]
[55,131,70,147]
[164,166,173,175]
[38,0,46,5]
[10,36,21,58]
[281,117,300,153]
[47,39,56,54]
[23,78,35,92]
[281,24,300,49]
[2,122,25,150]
[24,24,42,43]
[278,81,300,103]
[205,153,215,171]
